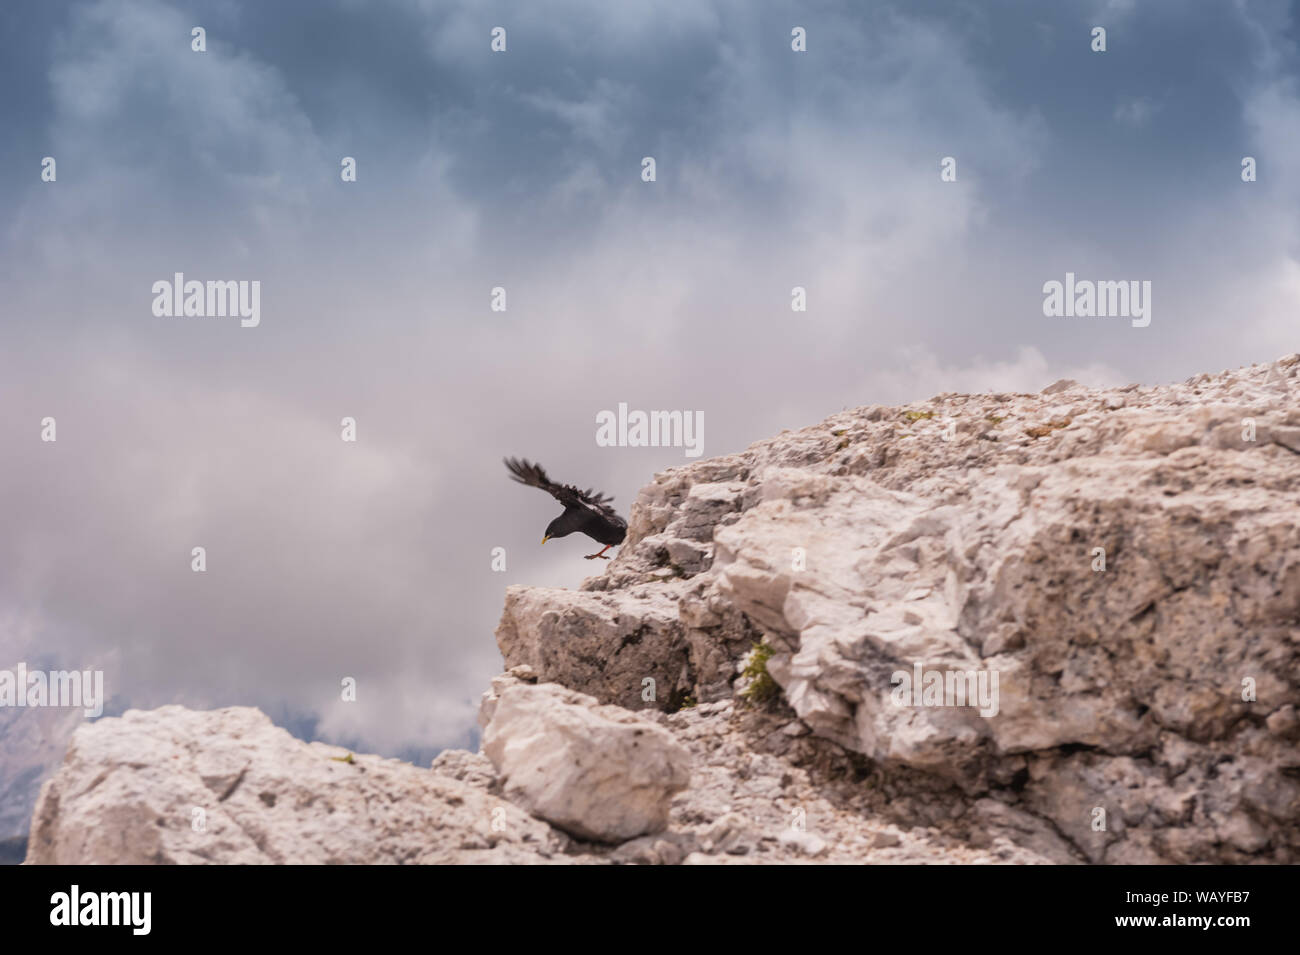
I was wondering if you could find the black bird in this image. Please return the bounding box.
[504,457,627,559]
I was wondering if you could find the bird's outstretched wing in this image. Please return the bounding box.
[504,457,619,517]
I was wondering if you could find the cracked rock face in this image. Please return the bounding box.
[25,693,1070,865]
[496,357,1300,863]
[480,679,691,842]
[25,705,569,864]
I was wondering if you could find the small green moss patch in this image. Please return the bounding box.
[739,641,779,705]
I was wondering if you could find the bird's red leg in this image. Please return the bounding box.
[584,544,613,560]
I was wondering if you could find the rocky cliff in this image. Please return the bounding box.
[26,357,1300,864]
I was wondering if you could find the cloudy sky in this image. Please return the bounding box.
[1,0,1298,761]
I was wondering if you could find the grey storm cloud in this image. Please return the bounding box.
[1,0,1298,757]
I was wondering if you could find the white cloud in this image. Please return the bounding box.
[1114,96,1158,127]
[520,78,635,152]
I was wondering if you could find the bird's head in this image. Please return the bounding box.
[541,517,569,544]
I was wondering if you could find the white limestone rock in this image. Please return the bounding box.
[25,705,567,865]
[480,680,691,843]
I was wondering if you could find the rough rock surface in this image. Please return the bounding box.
[26,357,1300,864]
[28,688,1069,864]
[25,705,569,864]
[498,356,1300,863]
[480,677,691,842]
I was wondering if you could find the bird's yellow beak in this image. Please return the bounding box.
[541,535,550,545]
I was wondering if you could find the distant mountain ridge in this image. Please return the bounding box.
[0,685,84,846]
